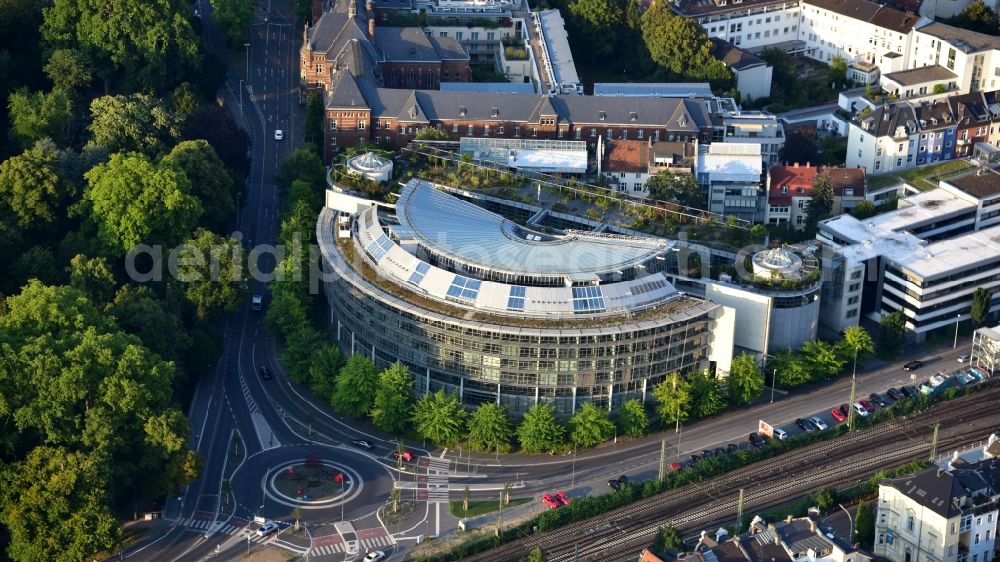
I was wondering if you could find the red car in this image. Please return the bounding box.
[669,462,683,471]
[830,405,847,422]
[392,450,414,462]
[555,491,571,506]
[542,494,562,508]
[859,399,877,413]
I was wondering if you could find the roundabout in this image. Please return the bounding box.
[229,442,397,521]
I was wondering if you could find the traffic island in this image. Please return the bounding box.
[273,457,344,500]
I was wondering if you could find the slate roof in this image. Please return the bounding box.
[882,468,966,518]
[856,103,918,138]
[673,0,790,18]
[804,0,918,34]
[741,531,793,562]
[948,91,991,127]
[428,35,469,60]
[772,519,834,558]
[711,38,768,71]
[916,21,1000,53]
[374,27,441,62]
[883,65,957,87]
[327,72,370,109]
[913,99,956,131]
[333,84,716,131]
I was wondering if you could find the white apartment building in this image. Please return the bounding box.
[971,325,1000,374]
[721,111,786,164]
[698,142,765,221]
[875,454,1000,562]
[907,19,1000,94]
[672,0,803,52]
[798,0,916,74]
[846,98,958,174]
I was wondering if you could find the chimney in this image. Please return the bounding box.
[786,515,794,523]
[794,162,799,167]
[369,16,375,38]
[348,0,356,17]
[805,161,810,167]
[809,519,817,533]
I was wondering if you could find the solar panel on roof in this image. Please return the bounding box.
[408,261,430,285]
[446,275,481,302]
[571,286,605,312]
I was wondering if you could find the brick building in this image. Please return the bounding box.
[323,72,716,161]
[299,0,470,101]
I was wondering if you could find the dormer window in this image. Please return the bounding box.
[629,111,638,121]
[781,186,788,194]
[599,111,607,121]
[491,107,499,118]
[459,106,467,117]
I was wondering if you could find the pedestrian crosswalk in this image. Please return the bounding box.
[426,457,451,503]
[308,535,393,556]
[180,517,247,536]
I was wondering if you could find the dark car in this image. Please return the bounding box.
[800,418,819,432]
[689,454,702,464]
[795,418,809,431]
[901,385,918,398]
[748,433,766,448]
[702,449,714,458]
[869,393,892,407]
[608,479,621,491]
[887,387,904,401]
[904,360,923,371]
[714,447,727,456]
[350,440,374,450]
[259,367,272,380]
[726,443,739,454]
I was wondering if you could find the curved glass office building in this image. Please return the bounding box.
[317,179,734,414]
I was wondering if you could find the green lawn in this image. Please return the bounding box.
[449,497,532,518]
[867,174,904,190]
[891,160,976,191]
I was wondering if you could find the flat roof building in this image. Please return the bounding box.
[318,179,736,414]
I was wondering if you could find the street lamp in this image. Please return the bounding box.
[839,503,855,545]
[244,42,251,81]
[770,369,777,404]
[954,313,961,349]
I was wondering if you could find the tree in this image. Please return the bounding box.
[841,325,875,363]
[412,390,468,447]
[414,126,454,141]
[67,254,116,303]
[294,0,314,23]
[516,404,566,454]
[770,350,812,388]
[183,105,251,177]
[828,55,847,85]
[878,310,906,358]
[87,94,183,156]
[971,287,993,327]
[855,499,875,549]
[13,245,62,286]
[306,343,344,402]
[41,0,200,91]
[652,372,691,424]
[569,0,623,59]
[275,147,327,192]
[43,48,92,94]
[0,447,120,562]
[645,172,702,208]
[727,352,764,405]
[617,399,649,438]
[520,547,547,562]
[689,370,726,418]
[749,224,768,242]
[107,285,191,363]
[370,363,414,435]
[162,140,236,233]
[779,131,819,165]
[0,144,77,229]
[850,200,877,219]
[330,355,379,418]
[169,82,200,117]
[8,88,72,147]
[210,0,255,43]
[805,171,834,227]
[467,403,514,454]
[933,83,949,95]
[799,339,845,380]
[174,229,247,318]
[944,0,1000,35]
[641,2,731,83]
[83,152,202,251]
[304,92,324,149]
[649,525,684,554]
[569,402,615,448]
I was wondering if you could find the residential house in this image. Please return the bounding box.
[699,143,765,221]
[684,514,873,562]
[951,92,994,158]
[711,38,774,102]
[798,0,917,74]
[846,98,959,174]
[721,111,786,165]
[766,163,866,228]
[599,138,698,198]
[875,459,1000,562]
[880,65,959,99]
[671,0,803,53]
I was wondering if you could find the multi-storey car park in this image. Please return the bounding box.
[317,179,736,414]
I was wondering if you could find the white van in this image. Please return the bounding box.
[251,295,263,311]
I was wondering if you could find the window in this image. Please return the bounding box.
[468,124,474,135]
[907,516,915,533]
[879,534,885,545]
[976,533,980,545]
[483,125,490,136]
[499,125,505,134]
[849,283,860,292]
[531,127,538,137]
[455,31,463,40]
[487,32,495,41]
[638,129,644,139]
[877,147,883,157]
[515,126,521,136]
[590,128,596,137]
[575,128,581,139]
[330,121,338,131]
[358,121,366,130]
[317,65,324,74]
[452,123,459,133]
[470,32,479,40]
[439,31,448,37]
[896,158,902,167]
[875,161,881,171]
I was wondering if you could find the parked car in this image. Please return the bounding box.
[541,493,562,508]
[928,373,948,387]
[958,354,971,363]
[830,405,847,422]
[852,402,869,417]
[748,433,766,448]
[255,521,280,538]
[859,399,876,413]
[887,387,904,401]
[608,478,622,491]
[392,449,414,462]
[969,368,988,382]
[350,440,374,450]
[869,393,892,407]
[363,552,386,562]
[714,447,727,455]
[669,462,683,471]
[773,428,789,440]
[957,372,976,385]
[702,449,714,458]
[809,416,828,430]
[690,454,702,464]
[555,491,571,505]
[726,443,739,454]
[903,360,923,371]
[901,385,918,398]
[795,418,810,431]
[259,366,272,380]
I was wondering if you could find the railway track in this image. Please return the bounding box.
[465,386,1000,562]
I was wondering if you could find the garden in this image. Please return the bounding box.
[273,454,347,500]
